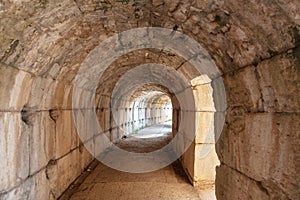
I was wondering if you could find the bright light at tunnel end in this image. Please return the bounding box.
[72,27,227,173]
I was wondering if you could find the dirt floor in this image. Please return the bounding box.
[60,124,216,200]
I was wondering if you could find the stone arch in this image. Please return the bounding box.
[0,1,299,199]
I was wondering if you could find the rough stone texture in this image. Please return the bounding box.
[0,113,29,192]
[223,66,263,112]
[257,51,300,112]
[194,144,219,183]
[0,64,32,110]
[29,111,56,175]
[217,112,300,199]
[0,0,299,199]
[216,165,269,200]
[216,48,300,200]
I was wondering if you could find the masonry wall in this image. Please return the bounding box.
[216,48,300,200]
[0,0,299,200]
[96,94,172,142]
[0,68,94,199]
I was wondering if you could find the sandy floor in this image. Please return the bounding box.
[61,124,216,200]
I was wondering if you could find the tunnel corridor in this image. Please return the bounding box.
[0,0,299,200]
[60,124,215,200]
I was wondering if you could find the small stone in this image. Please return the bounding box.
[152,0,164,7]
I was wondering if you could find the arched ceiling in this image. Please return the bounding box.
[1,0,299,80]
[0,0,299,112]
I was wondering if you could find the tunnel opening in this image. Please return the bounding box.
[123,90,173,137]
[85,45,223,199]
[110,86,175,155]
[1,1,299,199]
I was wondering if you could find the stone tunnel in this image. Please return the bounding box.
[0,0,299,199]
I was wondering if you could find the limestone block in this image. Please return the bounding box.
[178,62,203,82]
[0,65,32,110]
[45,146,91,199]
[182,143,195,183]
[224,66,262,112]
[258,53,300,112]
[69,149,82,185]
[57,152,74,196]
[121,123,130,135]
[195,112,215,144]
[47,149,86,198]
[31,169,54,200]
[193,83,215,111]
[26,76,55,110]
[97,108,110,132]
[180,111,224,145]
[217,113,300,199]
[75,109,96,143]
[0,112,29,192]
[53,80,72,109]
[0,65,18,110]
[0,169,54,200]
[80,142,94,171]
[113,108,126,127]
[190,74,211,86]
[53,154,72,196]
[30,111,56,175]
[216,165,269,200]
[194,144,219,182]
[94,132,112,157]
[55,111,78,159]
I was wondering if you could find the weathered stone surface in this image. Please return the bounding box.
[1,169,54,200]
[55,110,78,159]
[0,0,299,199]
[217,113,300,199]
[182,143,195,184]
[0,65,32,110]
[224,66,262,112]
[0,113,29,192]
[195,112,215,144]
[29,111,56,175]
[194,143,219,183]
[26,76,56,110]
[193,83,215,112]
[258,52,300,112]
[216,165,269,200]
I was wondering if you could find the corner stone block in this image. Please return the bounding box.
[195,112,215,144]
[194,143,219,183]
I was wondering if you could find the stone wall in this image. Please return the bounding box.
[0,0,299,199]
[216,49,300,200]
[0,65,94,199]
[95,88,173,140]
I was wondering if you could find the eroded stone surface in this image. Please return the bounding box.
[0,0,299,199]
